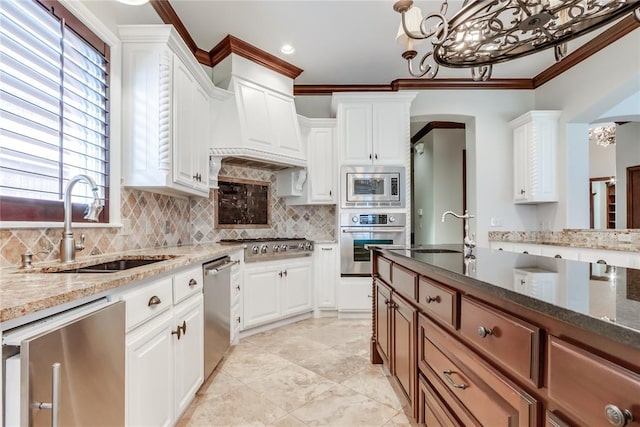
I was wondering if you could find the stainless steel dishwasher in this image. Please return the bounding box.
[203,256,236,380]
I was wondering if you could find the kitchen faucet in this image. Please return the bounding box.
[441,210,475,256]
[60,174,103,263]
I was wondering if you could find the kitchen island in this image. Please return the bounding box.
[370,245,640,427]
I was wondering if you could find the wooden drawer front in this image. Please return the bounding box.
[391,264,417,300]
[548,336,640,427]
[460,297,541,386]
[377,256,392,284]
[418,277,457,328]
[123,277,173,331]
[423,332,518,427]
[173,265,203,304]
[375,281,392,366]
[419,374,461,427]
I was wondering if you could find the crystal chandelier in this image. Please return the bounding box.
[394,0,640,81]
[589,124,616,147]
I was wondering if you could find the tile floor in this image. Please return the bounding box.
[177,317,416,427]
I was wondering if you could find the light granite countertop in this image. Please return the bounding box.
[0,243,243,325]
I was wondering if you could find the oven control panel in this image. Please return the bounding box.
[341,212,406,227]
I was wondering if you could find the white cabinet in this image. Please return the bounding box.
[513,268,559,304]
[314,243,338,312]
[333,93,416,166]
[229,250,243,345]
[242,258,313,329]
[173,294,204,418]
[120,25,214,198]
[510,111,561,204]
[277,117,337,205]
[338,277,373,314]
[126,310,174,427]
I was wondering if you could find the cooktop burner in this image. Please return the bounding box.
[219,238,313,262]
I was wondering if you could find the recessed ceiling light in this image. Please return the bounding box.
[280,44,295,55]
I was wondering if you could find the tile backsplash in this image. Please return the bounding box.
[0,164,335,268]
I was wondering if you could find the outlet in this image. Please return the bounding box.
[490,217,503,227]
[164,220,171,234]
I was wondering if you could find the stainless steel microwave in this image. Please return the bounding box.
[341,166,405,208]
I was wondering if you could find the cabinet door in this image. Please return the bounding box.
[193,84,211,194]
[372,103,408,165]
[243,264,281,328]
[126,311,174,427]
[282,260,313,316]
[174,294,204,419]
[173,58,196,189]
[392,293,417,409]
[513,123,530,203]
[339,103,373,164]
[308,127,336,203]
[315,244,338,309]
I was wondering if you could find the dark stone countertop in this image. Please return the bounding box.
[379,245,640,349]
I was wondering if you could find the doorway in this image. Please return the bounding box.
[628,165,640,228]
[589,177,616,229]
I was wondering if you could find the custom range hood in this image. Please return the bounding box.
[210,36,307,171]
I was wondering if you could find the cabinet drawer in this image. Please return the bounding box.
[123,277,173,331]
[173,265,203,304]
[231,271,241,307]
[377,256,392,284]
[418,374,461,427]
[547,336,640,427]
[418,276,458,328]
[460,297,541,386]
[391,264,417,300]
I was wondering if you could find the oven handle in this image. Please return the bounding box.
[341,228,406,234]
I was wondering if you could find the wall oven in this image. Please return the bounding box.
[340,212,406,276]
[341,166,405,208]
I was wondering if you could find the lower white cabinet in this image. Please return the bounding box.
[242,258,313,329]
[121,264,205,426]
[314,243,338,311]
[229,250,244,345]
[338,277,372,313]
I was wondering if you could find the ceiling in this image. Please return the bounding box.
[83,0,632,86]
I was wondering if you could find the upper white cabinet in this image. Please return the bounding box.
[277,117,336,205]
[333,93,417,166]
[510,110,561,204]
[210,54,306,168]
[120,25,216,198]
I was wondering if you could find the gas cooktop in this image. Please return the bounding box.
[219,238,313,262]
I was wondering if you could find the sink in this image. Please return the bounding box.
[409,249,462,254]
[50,256,176,273]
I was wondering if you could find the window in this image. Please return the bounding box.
[0,0,110,222]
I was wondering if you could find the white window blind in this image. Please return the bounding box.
[0,0,109,215]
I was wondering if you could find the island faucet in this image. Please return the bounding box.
[60,174,103,263]
[441,210,475,256]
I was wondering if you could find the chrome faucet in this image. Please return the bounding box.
[60,175,103,263]
[441,210,475,256]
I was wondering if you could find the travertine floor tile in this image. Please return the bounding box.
[179,318,411,427]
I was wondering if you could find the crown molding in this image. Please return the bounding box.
[532,15,640,88]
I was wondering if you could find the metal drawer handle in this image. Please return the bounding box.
[236,316,241,324]
[34,362,61,427]
[442,370,468,389]
[426,296,438,304]
[597,259,608,264]
[172,325,182,340]
[236,284,241,291]
[605,404,634,427]
[148,295,161,306]
[477,326,493,338]
[522,251,529,254]
[188,278,198,287]
[181,320,187,336]
[554,254,562,259]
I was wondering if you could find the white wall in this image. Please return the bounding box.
[413,132,434,244]
[589,137,616,178]
[534,28,640,230]
[616,122,640,228]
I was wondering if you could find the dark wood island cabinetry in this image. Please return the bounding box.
[370,246,640,427]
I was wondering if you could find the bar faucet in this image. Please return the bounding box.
[441,210,475,256]
[60,174,103,263]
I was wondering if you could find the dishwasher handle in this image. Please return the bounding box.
[204,259,238,276]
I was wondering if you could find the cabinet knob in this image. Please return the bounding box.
[369,154,372,160]
[329,190,332,196]
[520,189,526,195]
[283,270,287,277]
[374,153,378,160]
[236,316,241,324]
[171,326,182,340]
[148,295,161,306]
[181,320,187,335]
[426,296,437,304]
[278,271,283,277]
[442,370,468,389]
[604,405,634,427]
[520,279,526,286]
[477,326,493,338]
[188,278,198,287]
[236,284,241,291]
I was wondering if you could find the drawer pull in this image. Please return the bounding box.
[181,320,187,335]
[236,284,241,291]
[188,278,198,287]
[148,296,161,306]
[426,296,438,303]
[442,370,468,389]
[605,405,634,427]
[597,259,608,264]
[236,316,241,324]
[554,254,562,259]
[522,251,529,254]
[477,326,493,338]
[171,326,182,340]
